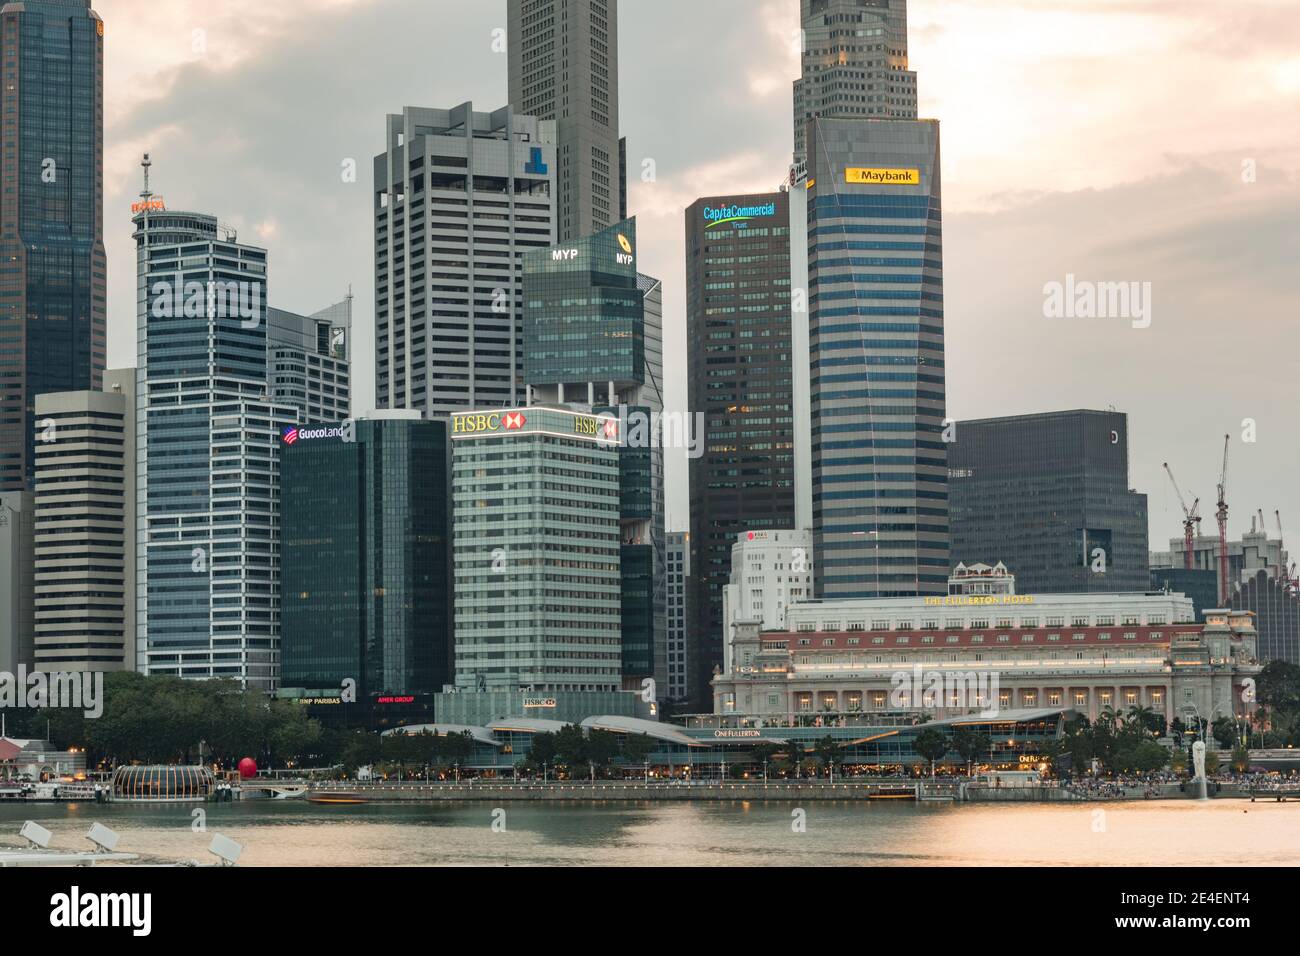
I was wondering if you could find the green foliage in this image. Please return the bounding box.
[913,727,949,770]
[1111,739,1169,774]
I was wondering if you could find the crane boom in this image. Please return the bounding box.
[1216,435,1230,605]
[1163,462,1199,571]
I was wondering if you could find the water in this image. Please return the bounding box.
[2,799,1298,866]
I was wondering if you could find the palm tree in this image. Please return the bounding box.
[1127,704,1158,735]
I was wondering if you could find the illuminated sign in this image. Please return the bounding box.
[282,425,349,444]
[617,233,633,255]
[97,20,104,38]
[306,697,342,705]
[523,697,557,709]
[131,198,165,214]
[551,249,579,262]
[845,167,920,186]
[923,595,1036,606]
[703,202,777,230]
[713,729,762,738]
[452,413,505,435]
[503,411,527,431]
[377,696,415,705]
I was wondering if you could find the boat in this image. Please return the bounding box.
[306,790,369,805]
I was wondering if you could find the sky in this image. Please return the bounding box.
[98,0,1300,548]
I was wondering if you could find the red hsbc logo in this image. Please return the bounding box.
[603,420,619,439]
[503,412,527,430]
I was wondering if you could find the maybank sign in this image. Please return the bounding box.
[703,202,777,230]
[844,167,921,186]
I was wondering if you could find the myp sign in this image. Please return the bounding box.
[703,201,777,230]
[525,147,549,176]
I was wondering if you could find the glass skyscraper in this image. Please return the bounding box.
[685,192,796,708]
[0,0,106,492]
[522,219,666,690]
[803,118,948,600]
[279,412,450,710]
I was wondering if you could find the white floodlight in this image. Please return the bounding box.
[20,820,52,849]
[208,833,244,867]
[85,822,120,853]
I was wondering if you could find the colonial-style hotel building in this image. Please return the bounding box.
[712,563,1261,725]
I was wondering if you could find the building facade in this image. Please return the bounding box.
[804,116,947,600]
[450,406,622,697]
[721,529,814,675]
[793,0,918,164]
[666,531,689,704]
[1152,525,1288,598]
[267,295,352,424]
[523,218,665,688]
[949,409,1150,593]
[134,203,296,691]
[32,368,134,671]
[1150,568,1218,621]
[1233,570,1300,665]
[0,0,106,492]
[279,412,450,712]
[685,191,796,708]
[373,103,556,417]
[0,491,35,672]
[714,590,1258,728]
[508,0,623,242]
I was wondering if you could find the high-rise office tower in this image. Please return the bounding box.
[280,412,450,717]
[373,103,555,417]
[32,368,134,671]
[267,295,352,424]
[450,406,622,692]
[948,410,1150,594]
[665,531,689,705]
[684,192,796,706]
[523,219,665,690]
[0,0,106,492]
[508,0,623,242]
[801,117,947,601]
[133,198,296,691]
[0,490,35,672]
[793,0,918,165]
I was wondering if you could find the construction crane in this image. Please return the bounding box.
[1277,512,1298,592]
[1215,434,1230,605]
[1162,463,1200,570]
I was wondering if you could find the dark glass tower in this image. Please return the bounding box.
[522,218,666,691]
[279,414,451,707]
[0,0,106,491]
[948,410,1150,593]
[684,191,796,709]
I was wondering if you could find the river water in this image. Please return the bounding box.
[2,799,1297,866]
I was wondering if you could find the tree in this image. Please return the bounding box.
[1112,740,1168,773]
[529,732,558,771]
[913,728,949,777]
[586,729,620,776]
[1257,660,1300,712]
[340,731,382,774]
[1211,717,1238,750]
[1231,745,1251,773]
[622,733,655,769]
[1127,704,1161,736]
[554,724,588,775]
[951,728,990,776]
[779,740,804,778]
[813,736,842,778]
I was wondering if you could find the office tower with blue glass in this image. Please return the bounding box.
[523,219,666,692]
[279,411,449,724]
[133,199,297,690]
[0,0,106,492]
[801,121,947,600]
[373,103,555,417]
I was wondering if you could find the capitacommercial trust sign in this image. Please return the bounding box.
[703,201,777,230]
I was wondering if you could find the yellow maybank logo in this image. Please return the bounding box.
[845,167,921,186]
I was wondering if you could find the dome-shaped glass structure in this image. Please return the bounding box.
[111,766,215,801]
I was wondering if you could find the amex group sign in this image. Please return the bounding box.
[844,167,921,186]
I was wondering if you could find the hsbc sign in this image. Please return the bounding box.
[451,412,527,435]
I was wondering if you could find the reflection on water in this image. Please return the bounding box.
[1,800,1297,867]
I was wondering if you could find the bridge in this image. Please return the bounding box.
[235,780,309,800]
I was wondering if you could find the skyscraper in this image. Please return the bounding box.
[948,410,1150,593]
[0,0,106,492]
[802,118,948,601]
[33,368,134,671]
[522,218,665,690]
[684,191,796,707]
[267,295,352,424]
[133,200,296,691]
[0,490,34,672]
[508,0,623,241]
[373,103,555,417]
[279,412,450,715]
[793,0,918,165]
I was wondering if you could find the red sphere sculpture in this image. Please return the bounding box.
[237,757,258,779]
